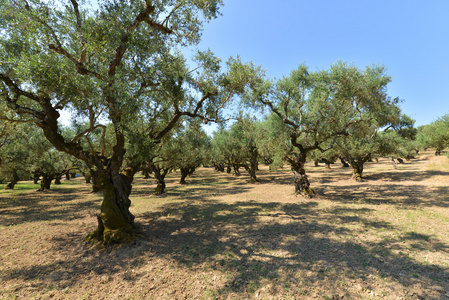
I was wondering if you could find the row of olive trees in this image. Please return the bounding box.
[0,0,262,244]
[416,114,449,156]
[0,122,85,190]
[208,111,419,186]
[1,0,446,246]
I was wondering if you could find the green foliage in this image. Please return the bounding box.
[0,122,79,187]
[417,114,449,154]
[160,120,211,171]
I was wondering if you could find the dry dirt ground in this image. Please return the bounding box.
[1,153,449,299]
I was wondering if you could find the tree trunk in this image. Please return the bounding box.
[65,172,70,180]
[214,163,225,172]
[71,173,76,178]
[85,169,135,245]
[90,169,100,193]
[289,156,314,197]
[340,158,349,168]
[249,147,258,183]
[142,169,151,179]
[349,160,364,181]
[39,173,54,191]
[179,167,189,184]
[323,159,331,169]
[152,166,168,195]
[233,164,241,176]
[314,160,319,167]
[33,171,40,184]
[55,174,62,185]
[179,166,196,184]
[5,169,19,190]
[83,172,92,184]
[226,165,231,173]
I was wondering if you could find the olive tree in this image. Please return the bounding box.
[246,62,400,196]
[0,122,33,189]
[417,115,449,155]
[0,0,260,245]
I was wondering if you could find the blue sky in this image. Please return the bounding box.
[189,0,449,127]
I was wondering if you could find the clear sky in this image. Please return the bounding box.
[189,0,449,127]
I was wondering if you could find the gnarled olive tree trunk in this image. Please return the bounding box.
[350,161,364,181]
[5,169,19,190]
[86,168,135,245]
[346,156,370,182]
[83,172,92,184]
[55,174,62,185]
[33,170,40,184]
[232,163,241,176]
[179,166,196,184]
[39,173,54,191]
[340,158,349,168]
[150,164,169,195]
[248,147,259,183]
[287,155,315,197]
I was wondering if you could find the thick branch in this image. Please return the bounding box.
[108,5,156,77]
[69,0,87,63]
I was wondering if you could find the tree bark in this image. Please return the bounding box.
[349,159,364,181]
[179,166,195,184]
[55,174,62,185]
[390,157,398,170]
[5,169,19,190]
[288,156,315,197]
[249,147,259,183]
[83,172,92,184]
[33,170,40,184]
[214,163,225,172]
[85,168,135,245]
[90,169,100,193]
[151,165,169,195]
[39,173,54,191]
[179,167,189,184]
[233,164,241,176]
[142,169,151,179]
[340,158,349,168]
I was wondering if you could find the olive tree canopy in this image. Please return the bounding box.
[0,0,260,244]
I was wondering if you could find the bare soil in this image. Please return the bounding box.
[1,153,449,299]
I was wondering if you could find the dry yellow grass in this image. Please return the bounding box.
[0,153,448,299]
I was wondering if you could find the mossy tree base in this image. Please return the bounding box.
[293,169,315,198]
[85,169,136,246]
[348,157,368,182]
[250,177,259,184]
[296,187,316,198]
[352,173,363,182]
[154,182,166,195]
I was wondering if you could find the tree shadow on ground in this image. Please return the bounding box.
[2,159,448,298]
[3,199,447,299]
[0,185,100,226]
[138,200,449,298]
[316,179,449,208]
